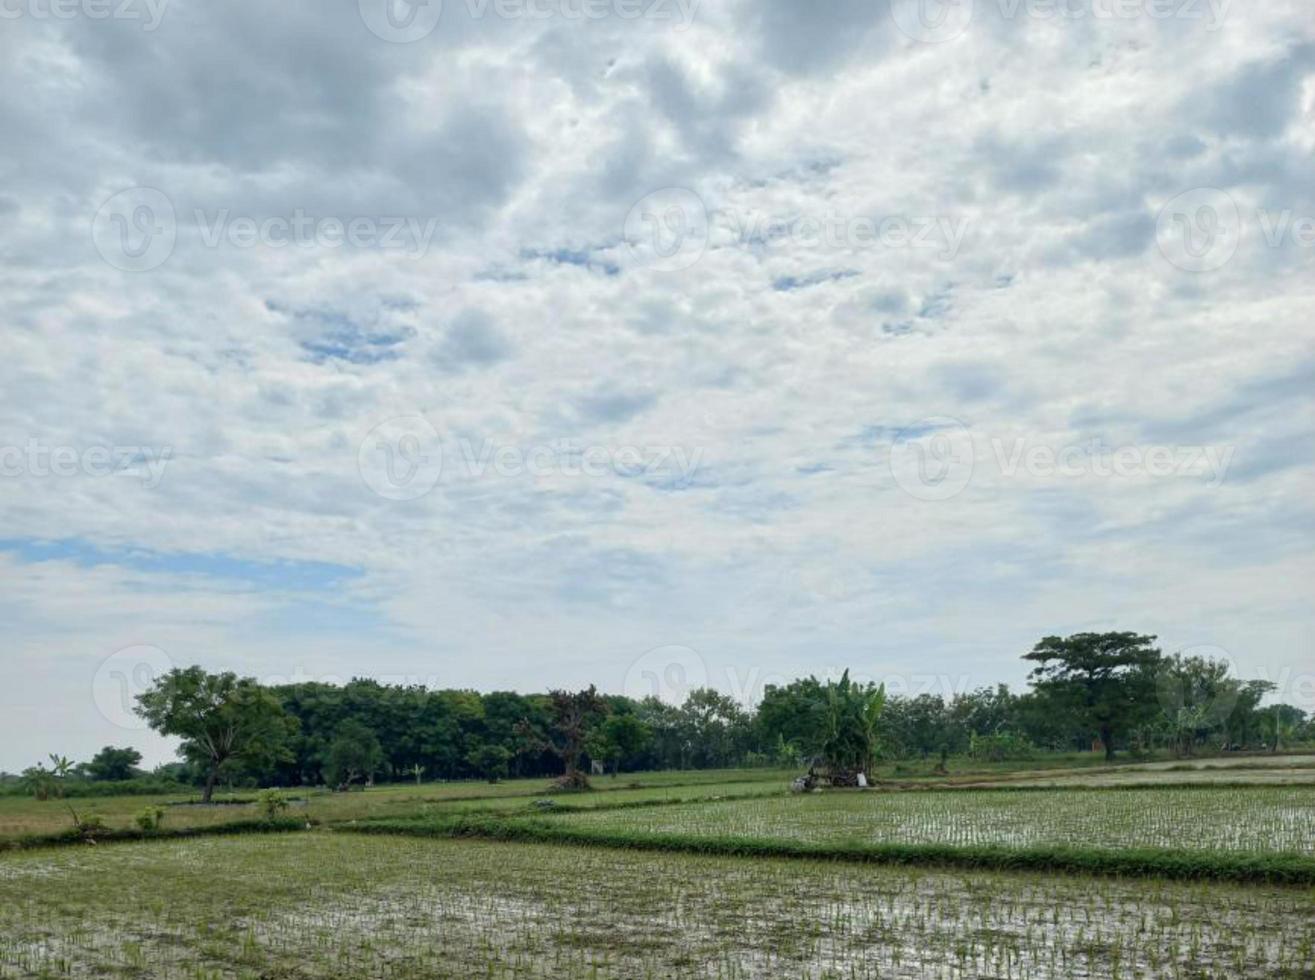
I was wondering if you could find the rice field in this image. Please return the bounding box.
[969,756,1315,790]
[561,786,1315,855]
[2,832,1312,979]
[8,759,1306,841]
[0,770,793,842]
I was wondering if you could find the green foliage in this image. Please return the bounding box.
[815,671,886,777]
[1258,704,1306,753]
[136,667,297,802]
[25,756,76,801]
[756,677,826,750]
[20,766,54,801]
[0,777,190,800]
[69,810,107,838]
[518,686,609,788]
[134,806,166,831]
[84,746,144,782]
[256,789,290,821]
[968,732,1034,762]
[587,713,652,775]
[2,818,307,853]
[465,744,513,783]
[882,694,958,760]
[770,734,806,768]
[323,720,384,789]
[1024,632,1163,760]
[78,635,1296,800]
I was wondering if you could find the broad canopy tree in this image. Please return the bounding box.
[587,712,652,775]
[83,746,143,782]
[1023,632,1163,760]
[517,685,608,789]
[323,719,385,789]
[465,742,513,783]
[756,676,826,754]
[136,667,298,802]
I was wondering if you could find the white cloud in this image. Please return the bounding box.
[0,0,1312,769]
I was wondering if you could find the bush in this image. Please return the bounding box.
[257,789,290,821]
[134,806,166,831]
[551,770,593,792]
[67,811,108,840]
[0,777,191,799]
[969,732,1035,762]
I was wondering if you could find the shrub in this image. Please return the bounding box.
[134,806,166,831]
[68,811,108,840]
[552,770,593,792]
[969,732,1035,762]
[256,789,290,821]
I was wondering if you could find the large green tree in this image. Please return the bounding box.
[1023,632,1163,760]
[323,719,385,789]
[587,713,652,775]
[84,745,143,782]
[465,742,513,783]
[756,677,825,754]
[518,686,608,789]
[136,667,297,802]
[678,689,751,769]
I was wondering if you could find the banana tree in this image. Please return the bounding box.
[47,755,74,798]
[20,765,53,801]
[814,671,886,783]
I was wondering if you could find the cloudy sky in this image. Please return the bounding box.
[1,0,1312,770]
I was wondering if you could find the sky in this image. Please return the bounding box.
[0,0,1312,771]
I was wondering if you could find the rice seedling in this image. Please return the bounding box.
[2,833,1311,979]
[561,786,1315,856]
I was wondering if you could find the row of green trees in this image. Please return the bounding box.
[10,633,1310,802]
[11,747,151,800]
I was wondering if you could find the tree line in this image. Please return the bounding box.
[7,632,1311,802]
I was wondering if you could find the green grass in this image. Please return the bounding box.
[3,832,1312,978]
[10,756,1308,842]
[0,769,794,843]
[0,817,308,852]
